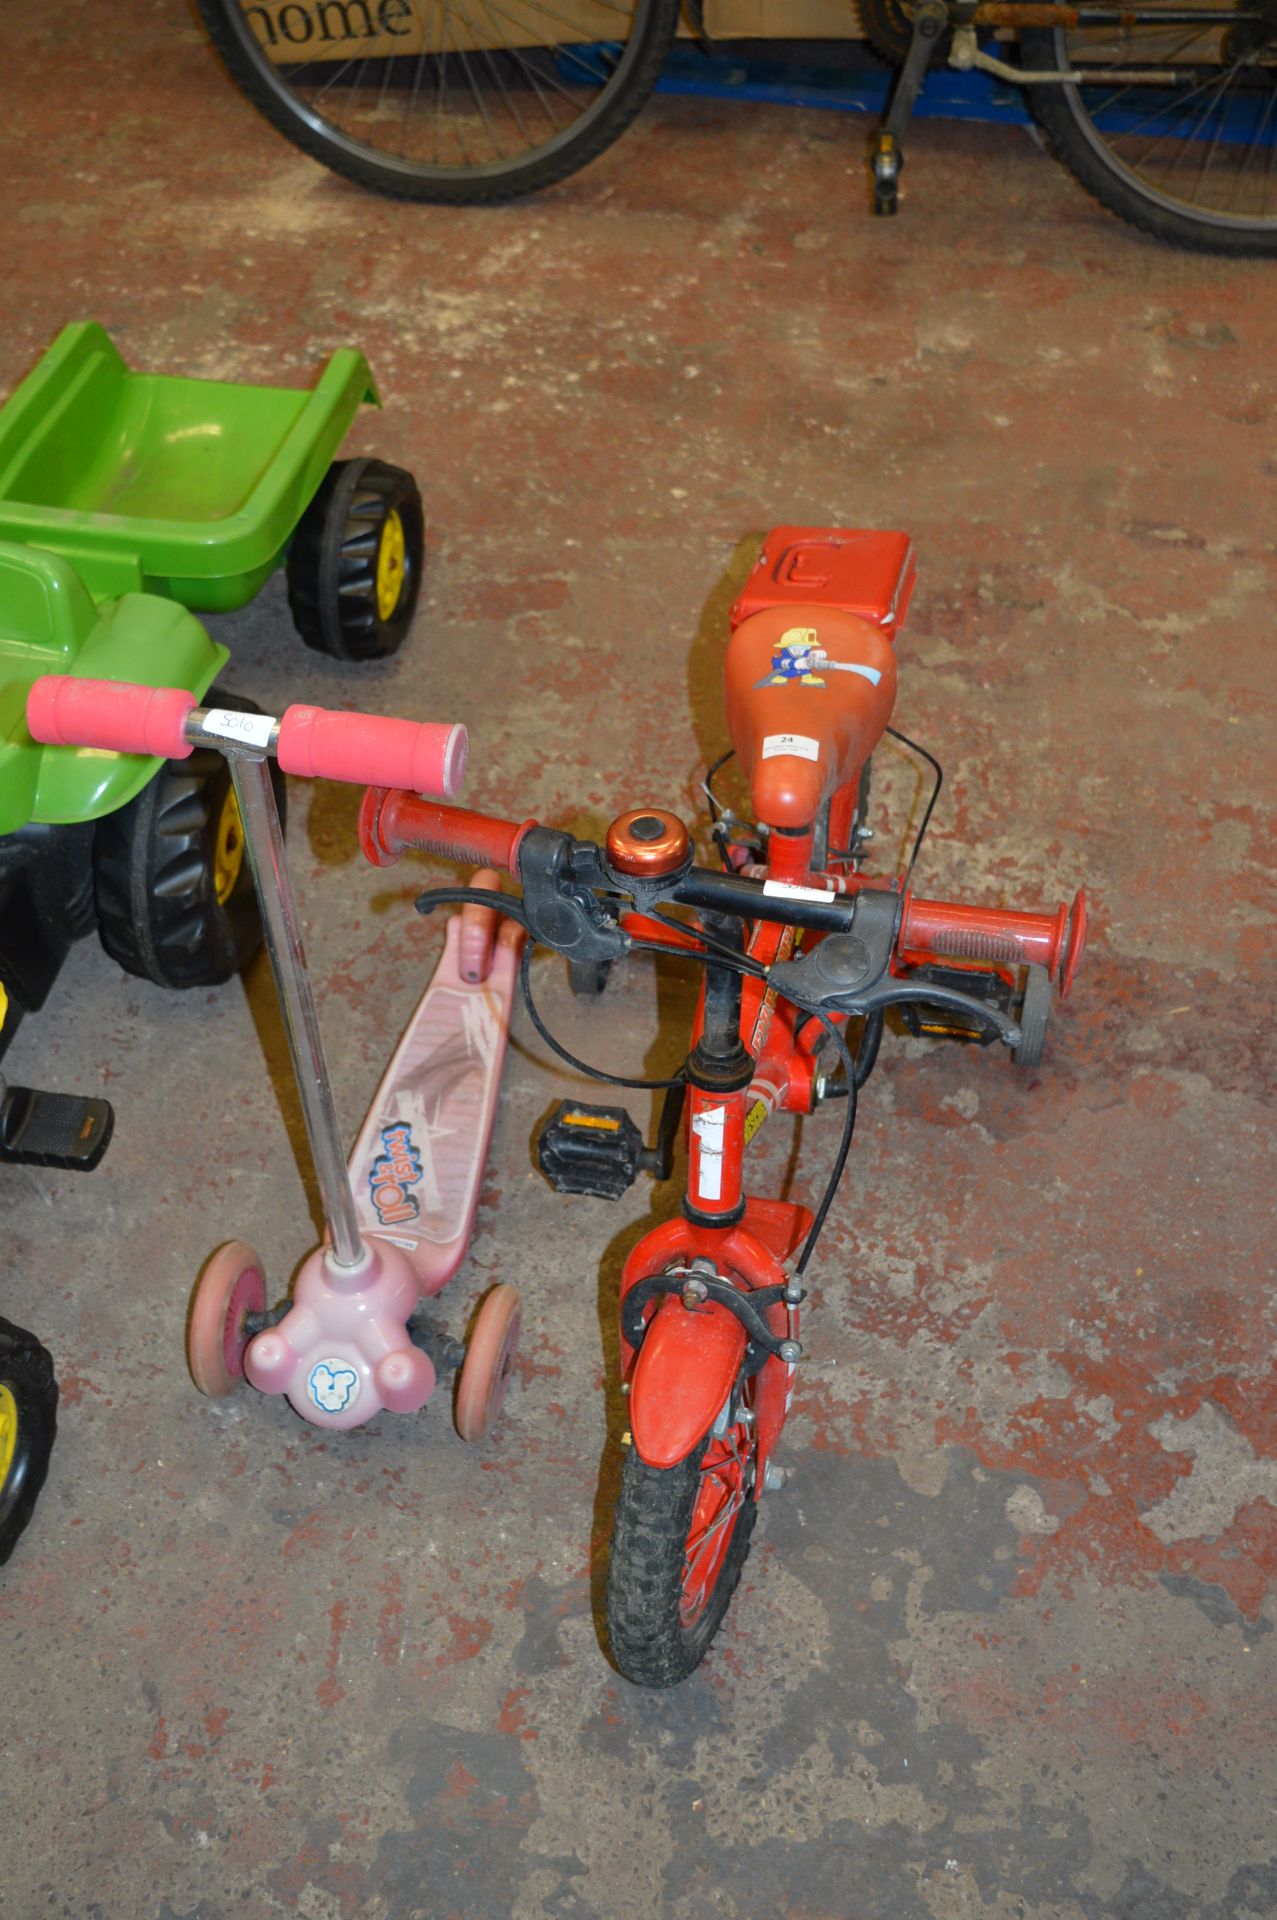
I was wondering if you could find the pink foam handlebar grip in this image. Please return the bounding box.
[27,676,196,758]
[276,705,468,798]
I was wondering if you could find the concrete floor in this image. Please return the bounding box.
[3,4,1277,1916]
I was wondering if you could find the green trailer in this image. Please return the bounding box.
[0,322,424,660]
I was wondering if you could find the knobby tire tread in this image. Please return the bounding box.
[606,1438,757,1687]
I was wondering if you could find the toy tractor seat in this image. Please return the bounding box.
[723,602,898,833]
[0,541,225,836]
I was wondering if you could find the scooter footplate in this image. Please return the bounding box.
[346,915,521,1295]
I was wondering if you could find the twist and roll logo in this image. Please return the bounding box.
[369,1120,423,1226]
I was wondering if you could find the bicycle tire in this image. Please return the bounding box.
[195,0,682,204]
[1023,21,1277,257]
[606,1420,758,1687]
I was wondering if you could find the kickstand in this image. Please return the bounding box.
[873,0,948,215]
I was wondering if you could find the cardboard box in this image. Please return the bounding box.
[242,0,867,60]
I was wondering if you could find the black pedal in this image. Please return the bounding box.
[902,965,1012,1045]
[538,1102,650,1201]
[0,1082,114,1171]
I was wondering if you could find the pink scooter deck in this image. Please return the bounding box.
[347,905,525,1299]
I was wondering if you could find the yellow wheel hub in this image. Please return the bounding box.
[213,785,245,906]
[0,1384,17,1492]
[375,510,406,623]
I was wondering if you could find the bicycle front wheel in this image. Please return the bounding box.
[196,0,682,203]
[1023,9,1277,255]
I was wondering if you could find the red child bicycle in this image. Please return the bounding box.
[358,526,1088,1685]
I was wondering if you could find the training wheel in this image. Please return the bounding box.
[455,1283,521,1443]
[188,1240,267,1397]
[1013,964,1053,1071]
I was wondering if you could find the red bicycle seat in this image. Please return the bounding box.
[724,604,897,830]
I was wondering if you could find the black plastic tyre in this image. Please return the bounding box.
[93,690,286,991]
[0,1318,58,1568]
[287,459,424,662]
[195,0,682,205]
[1023,23,1277,257]
[568,957,613,997]
[1012,962,1053,1071]
[606,1422,759,1687]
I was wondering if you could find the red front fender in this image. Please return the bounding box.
[629,1296,747,1470]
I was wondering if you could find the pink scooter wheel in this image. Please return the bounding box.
[455,1283,521,1443]
[189,1241,267,1397]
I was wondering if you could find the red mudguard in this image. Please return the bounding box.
[620,1203,811,1479]
[629,1297,747,1470]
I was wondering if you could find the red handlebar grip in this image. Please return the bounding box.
[899,891,1087,994]
[358,788,532,873]
[277,705,467,798]
[26,676,196,759]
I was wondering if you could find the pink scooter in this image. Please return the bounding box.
[27,677,523,1443]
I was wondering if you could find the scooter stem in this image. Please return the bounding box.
[230,752,365,1269]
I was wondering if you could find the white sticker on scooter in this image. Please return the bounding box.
[203,707,277,749]
[762,733,819,762]
[691,1104,726,1202]
[307,1358,360,1414]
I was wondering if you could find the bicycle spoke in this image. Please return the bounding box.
[1228,66,1277,205]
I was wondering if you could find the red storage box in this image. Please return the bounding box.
[729,527,917,641]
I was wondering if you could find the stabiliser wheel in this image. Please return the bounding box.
[1012,962,1053,1071]
[567,957,613,998]
[188,1241,267,1398]
[0,1317,58,1567]
[606,1410,759,1687]
[455,1283,521,1443]
[287,459,424,661]
[93,688,286,990]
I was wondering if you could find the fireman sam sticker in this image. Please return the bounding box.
[755,627,884,690]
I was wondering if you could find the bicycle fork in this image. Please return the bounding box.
[619,931,808,1486]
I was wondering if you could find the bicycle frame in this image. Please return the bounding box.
[357,523,1089,1681]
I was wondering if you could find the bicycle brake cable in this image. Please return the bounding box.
[885,724,944,889]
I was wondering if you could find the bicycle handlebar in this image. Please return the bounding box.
[26,677,468,799]
[370,790,1087,998]
[359,786,534,872]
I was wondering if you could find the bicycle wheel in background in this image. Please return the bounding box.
[195,0,682,203]
[1022,13,1277,256]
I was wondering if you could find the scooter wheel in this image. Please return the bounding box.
[188,1241,267,1398]
[455,1284,521,1443]
[1013,964,1053,1071]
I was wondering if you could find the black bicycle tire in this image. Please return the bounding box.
[606,1432,758,1686]
[1023,26,1277,257]
[195,0,683,204]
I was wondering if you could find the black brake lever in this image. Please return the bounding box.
[767,895,1022,1046]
